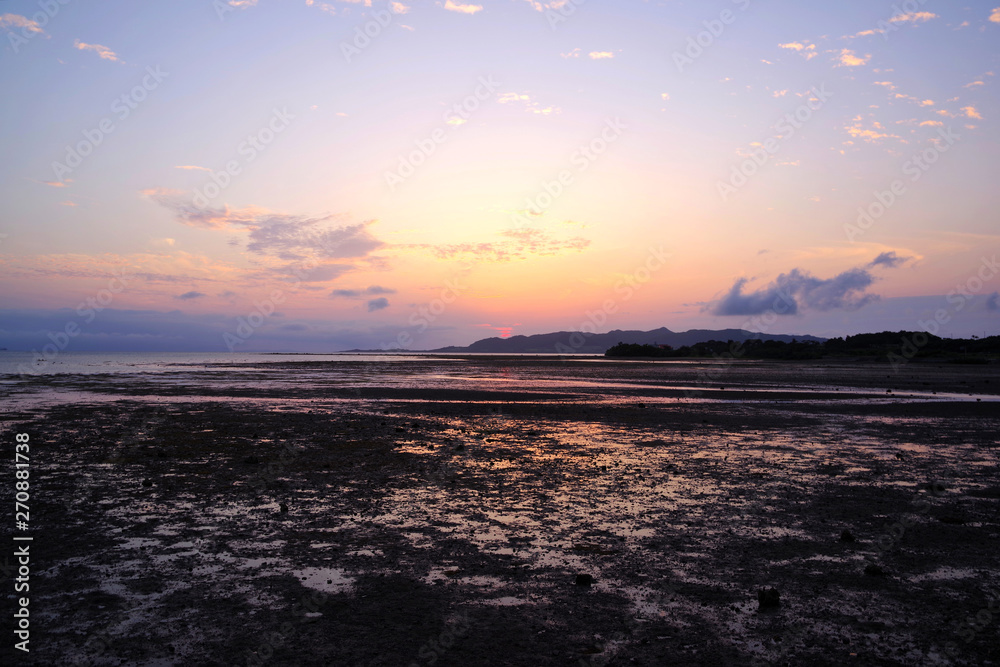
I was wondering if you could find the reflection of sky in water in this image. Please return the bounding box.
[5,357,998,413]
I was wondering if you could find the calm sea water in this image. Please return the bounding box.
[0,350,437,377]
[0,350,615,379]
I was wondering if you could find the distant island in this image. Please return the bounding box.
[605,331,1000,362]
[428,327,825,355]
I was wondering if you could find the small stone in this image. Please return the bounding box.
[840,530,856,543]
[575,574,594,586]
[279,503,288,513]
[141,479,153,487]
[864,564,886,577]
[757,587,780,609]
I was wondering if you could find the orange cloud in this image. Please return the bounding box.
[443,0,482,14]
[74,40,122,63]
[837,49,870,67]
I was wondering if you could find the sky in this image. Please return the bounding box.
[1,0,999,352]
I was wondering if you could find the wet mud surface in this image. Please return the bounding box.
[2,358,999,666]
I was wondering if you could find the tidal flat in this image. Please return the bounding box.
[3,357,999,666]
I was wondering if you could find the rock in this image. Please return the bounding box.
[864,564,886,577]
[839,530,856,543]
[141,478,153,487]
[243,455,260,465]
[575,574,594,586]
[757,587,780,609]
[279,503,288,513]
[938,515,966,525]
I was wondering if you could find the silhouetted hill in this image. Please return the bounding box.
[604,331,1000,362]
[431,327,825,354]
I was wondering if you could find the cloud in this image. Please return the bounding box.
[778,42,817,59]
[987,292,1000,311]
[421,228,589,262]
[390,2,410,14]
[868,251,910,268]
[498,92,531,104]
[331,285,396,299]
[305,0,338,14]
[962,106,983,119]
[174,165,212,172]
[144,190,384,286]
[243,218,384,261]
[0,14,45,35]
[561,48,581,58]
[990,7,1000,23]
[497,92,559,116]
[177,291,206,300]
[836,49,870,67]
[589,51,614,60]
[707,264,888,316]
[74,40,123,63]
[524,0,564,9]
[146,189,384,261]
[143,188,261,229]
[285,264,353,282]
[442,0,482,14]
[42,180,72,187]
[845,123,898,143]
[889,12,937,24]
[367,297,390,312]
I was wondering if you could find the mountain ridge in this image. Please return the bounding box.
[428,326,826,354]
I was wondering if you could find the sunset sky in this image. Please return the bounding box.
[2,0,999,352]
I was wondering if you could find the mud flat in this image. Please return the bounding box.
[2,358,999,666]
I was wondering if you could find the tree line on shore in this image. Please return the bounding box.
[605,331,1000,362]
